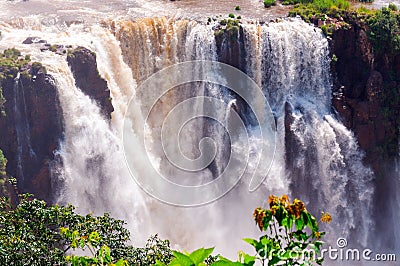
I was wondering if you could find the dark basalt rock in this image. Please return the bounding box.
[0,65,64,201]
[215,25,247,73]
[22,37,47,44]
[67,46,114,119]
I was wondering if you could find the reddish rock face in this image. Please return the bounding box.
[0,66,64,201]
[329,17,399,174]
[67,47,114,119]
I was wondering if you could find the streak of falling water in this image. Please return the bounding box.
[13,72,36,185]
[242,19,374,248]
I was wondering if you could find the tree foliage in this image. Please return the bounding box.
[0,191,329,265]
[0,193,172,265]
[367,7,400,54]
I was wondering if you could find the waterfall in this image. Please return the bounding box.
[0,16,384,259]
[241,20,374,247]
[13,72,36,185]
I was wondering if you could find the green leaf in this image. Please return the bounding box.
[305,212,318,232]
[295,215,305,231]
[263,211,273,230]
[268,255,281,265]
[243,254,256,265]
[114,259,128,266]
[172,250,195,265]
[211,261,240,266]
[155,260,167,266]
[243,238,258,247]
[189,247,214,264]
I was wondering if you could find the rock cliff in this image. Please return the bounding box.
[0,61,63,201]
[330,17,399,174]
[67,47,114,119]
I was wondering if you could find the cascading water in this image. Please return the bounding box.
[241,20,374,247]
[0,12,394,264]
[13,72,36,185]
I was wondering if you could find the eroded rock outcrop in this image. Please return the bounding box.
[67,47,113,119]
[0,63,64,201]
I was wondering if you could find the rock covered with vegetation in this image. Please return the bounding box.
[0,48,64,201]
[214,15,246,72]
[323,7,400,169]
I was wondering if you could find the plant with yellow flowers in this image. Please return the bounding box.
[243,195,331,266]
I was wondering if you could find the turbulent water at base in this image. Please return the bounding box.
[0,14,397,263]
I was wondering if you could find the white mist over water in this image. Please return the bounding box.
[0,15,390,262]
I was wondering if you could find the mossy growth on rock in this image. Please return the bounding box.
[0,48,46,115]
[0,149,7,197]
[214,17,241,42]
[0,149,6,180]
[289,0,400,56]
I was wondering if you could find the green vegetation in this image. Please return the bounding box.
[0,48,46,116]
[0,150,6,179]
[389,3,398,11]
[0,193,330,265]
[241,195,330,265]
[264,0,277,8]
[288,0,350,22]
[215,16,241,42]
[0,150,7,196]
[367,7,400,54]
[0,192,173,265]
[0,48,30,114]
[49,44,58,52]
[287,0,400,56]
[158,195,331,265]
[235,6,241,11]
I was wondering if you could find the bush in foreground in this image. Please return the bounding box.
[0,192,330,265]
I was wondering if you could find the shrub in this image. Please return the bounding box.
[160,195,331,266]
[311,0,350,13]
[228,13,235,18]
[367,7,400,54]
[242,195,331,265]
[264,0,277,8]
[389,3,398,11]
[264,0,277,7]
[0,150,7,196]
[235,6,241,10]
[0,150,6,178]
[282,0,302,4]
[0,194,173,265]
